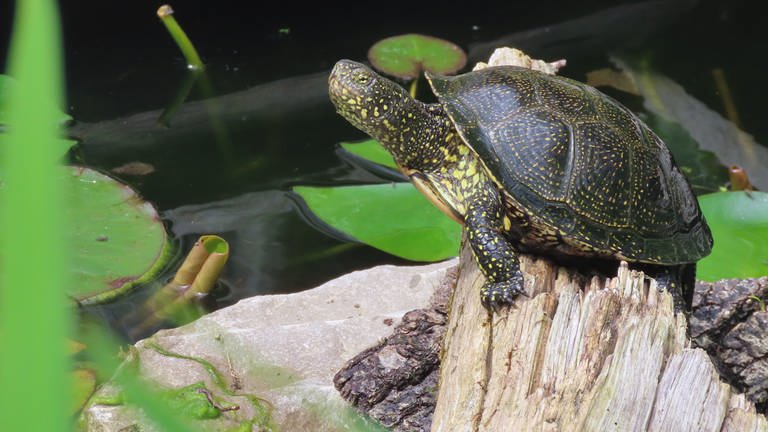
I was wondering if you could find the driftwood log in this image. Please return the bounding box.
[335,242,768,431]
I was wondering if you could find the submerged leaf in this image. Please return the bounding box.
[339,139,398,169]
[367,34,467,80]
[336,139,405,182]
[697,191,768,281]
[294,183,461,262]
[643,112,729,195]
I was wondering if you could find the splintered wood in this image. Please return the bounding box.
[432,245,768,432]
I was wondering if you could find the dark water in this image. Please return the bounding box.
[2,0,765,341]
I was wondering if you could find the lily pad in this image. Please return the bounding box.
[63,166,172,304]
[697,191,768,281]
[0,166,170,305]
[293,183,461,262]
[367,34,467,80]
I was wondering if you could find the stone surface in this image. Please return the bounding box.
[81,258,457,431]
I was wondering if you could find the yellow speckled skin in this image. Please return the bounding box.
[328,60,712,310]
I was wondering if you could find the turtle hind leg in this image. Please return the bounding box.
[638,263,696,313]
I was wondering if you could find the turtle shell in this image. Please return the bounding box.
[426,66,712,264]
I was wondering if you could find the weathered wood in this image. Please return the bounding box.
[432,243,768,432]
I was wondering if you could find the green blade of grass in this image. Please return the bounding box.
[0,0,70,430]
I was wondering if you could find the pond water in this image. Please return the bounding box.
[2,0,765,341]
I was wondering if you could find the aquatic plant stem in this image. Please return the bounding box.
[711,68,742,128]
[157,5,204,70]
[157,69,200,126]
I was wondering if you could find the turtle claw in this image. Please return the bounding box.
[480,272,526,310]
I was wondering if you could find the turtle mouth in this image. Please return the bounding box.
[327,74,347,105]
[327,76,353,117]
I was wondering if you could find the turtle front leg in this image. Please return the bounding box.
[464,194,526,310]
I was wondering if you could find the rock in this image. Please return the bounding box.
[81,258,458,431]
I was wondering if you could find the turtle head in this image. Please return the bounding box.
[329,60,412,143]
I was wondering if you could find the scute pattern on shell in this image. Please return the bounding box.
[428,65,712,263]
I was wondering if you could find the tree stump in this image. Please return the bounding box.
[432,244,768,431]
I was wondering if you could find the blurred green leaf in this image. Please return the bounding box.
[367,34,466,80]
[0,1,71,430]
[72,368,97,414]
[339,139,398,169]
[294,183,461,262]
[0,74,72,127]
[697,191,768,281]
[0,75,76,158]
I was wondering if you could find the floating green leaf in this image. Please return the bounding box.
[697,191,768,281]
[294,183,461,262]
[7,166,173,305]
[340,139,398,169]
[367,34,467,80]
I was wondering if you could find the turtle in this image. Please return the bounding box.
[328,59,713,311]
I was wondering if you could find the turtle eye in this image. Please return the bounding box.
[354,72,371,85]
